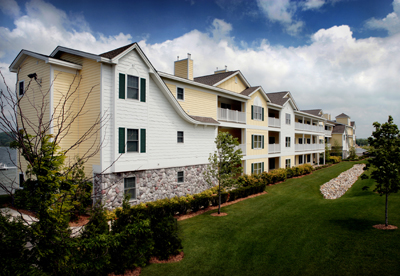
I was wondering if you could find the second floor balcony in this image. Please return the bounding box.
[268,117,281,128]
[268,143,281,154]
[324,130,332,136]
[218,108,246,124]
[235,143,246,155]
[295,143,325,152]
[295,122,324,133]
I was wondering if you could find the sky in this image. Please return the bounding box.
[1,0,400,138]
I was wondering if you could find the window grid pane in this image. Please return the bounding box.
[127,129,139,152]
[177,131,184,143]
[127,75,139,99]
[177,87,184,100]
[177,171,184,182]
[124,177,136,199]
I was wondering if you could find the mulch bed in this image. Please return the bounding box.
[373,224,398,230]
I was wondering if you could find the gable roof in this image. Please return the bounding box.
[265,91,290,106]
[336,113,350,118]
[100,43,135,59]
[240,86,260,96]
[301,109,323,117]
[332,124,346,134]
[194,71,238,86]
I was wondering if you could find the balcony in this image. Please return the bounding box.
[268,117,281,128]
[218,108,246,123]
[324,130,332,136]
[268,143,281,154]
[295,143,325,152]
[295,122,324,133]
[235,144,246,155]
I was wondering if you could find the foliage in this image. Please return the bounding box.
[356,138,369,146]
[325,144,331,162]
[349,146,357,160]
[361,115,400,226]
[205,132,243,214]
[331,139,342,157]
[330,156,341,164]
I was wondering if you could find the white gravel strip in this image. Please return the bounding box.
[320,164,366,199]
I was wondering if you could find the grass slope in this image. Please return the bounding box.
[142,162,400,276]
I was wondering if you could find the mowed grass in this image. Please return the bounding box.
[141,162,400,276]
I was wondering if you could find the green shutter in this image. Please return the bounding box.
[119,74,125,99]
[251,135,254,149]
[262,162,264,172]
[140,129,146,153]
[262,135,264,149]
[262,107,264,121]
[251,163,254,174]
[119,128,125,153]
[140,78,146,102]
[251,105,254,120]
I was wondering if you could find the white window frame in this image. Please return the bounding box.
[253,162,263,174]
[285,159,291,168]
[18,80,24,96]
[253,135,263,149]
[127,128,139,152]
[177,171,184,183]
[127,75,139,100]
[285,137,291,147]
[285,113,291,125]
[124,177,136,200]
[177,87,184,100]
[177,131,184,143]
[253,105,263,121]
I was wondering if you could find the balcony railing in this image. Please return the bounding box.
[218,108,246,123]
[295,122,324,133]
[268,143,281,153]
[235,144,246,155]
[295,143,325,152]
[268,117,281,128]
[324,130,332,136]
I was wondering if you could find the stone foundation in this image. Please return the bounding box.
[94,164,213,209]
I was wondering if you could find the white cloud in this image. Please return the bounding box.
[0,0,20,17]
[140,23,400,138]
[302,0,326,10]
[256,0,304,35]
[0,0,132,60]
[365,0,400,35]
[1,1,399,138]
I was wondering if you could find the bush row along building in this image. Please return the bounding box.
[9,43,355,208]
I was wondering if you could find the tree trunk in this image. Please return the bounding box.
[218,180,221,214]
[385,189,388,227]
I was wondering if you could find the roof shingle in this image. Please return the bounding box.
[332,124,346,134]
[265,91,289,106]
[189,115,219,125]
[240,86,260,96]
[301,109,322,116]
[100,43,135,59]
[336,113,350,118]
[194,71,238,86]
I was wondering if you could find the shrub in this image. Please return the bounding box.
[330,156,341,163]
[286,167,294,178]
[302,164,314,174]
[270,168,287,183]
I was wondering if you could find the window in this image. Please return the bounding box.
[127,129,139,152]
[119,74,146,102]
[299,155,303,164]
[177,131,184,143]
[285,159,291,168]
[269,136,275,144]
[177,171,184,183]
[124,177,136,199]
[285,137,291,147]
[269,159,276,170]
[307,138,311,144]
[127,75,139,99]
[19,173,24,188]
[307,154,311,163]
[285,113,291,124]
[252,105,263,121]
[177,87,184,100]
[19,81,24,96]
[252,135,263,149]
[298,138,303,144]
[252,162,263,174]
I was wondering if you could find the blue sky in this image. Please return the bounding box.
[1,0,400,137]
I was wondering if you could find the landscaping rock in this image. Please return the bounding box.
[320,164,365,199]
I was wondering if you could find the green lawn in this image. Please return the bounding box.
[141,162,400,276]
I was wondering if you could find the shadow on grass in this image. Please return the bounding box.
[329,218,377,232]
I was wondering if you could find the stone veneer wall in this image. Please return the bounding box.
[94,164,213,209]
